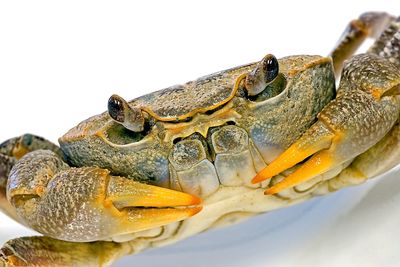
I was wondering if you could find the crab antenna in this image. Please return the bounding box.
[108,94,145,132]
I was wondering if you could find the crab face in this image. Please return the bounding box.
[59,55,335,192]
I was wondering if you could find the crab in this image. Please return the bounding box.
[1,11,400,267]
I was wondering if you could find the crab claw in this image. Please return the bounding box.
[7,150,201,242]
[252,54,400,195]
[105,174,202,233]
[252,121,338,194]
[251,121,334,186]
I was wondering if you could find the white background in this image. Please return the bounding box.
[1,1,400,266]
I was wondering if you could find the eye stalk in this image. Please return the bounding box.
[108,94,145,132]
[245,54,279,96]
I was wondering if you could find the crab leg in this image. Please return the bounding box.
[6,149,201,242]
[369,16,400,66]
[330,12,394,77]
[1,236,130,267]
[253,53,400,194]
[0,153,17,221]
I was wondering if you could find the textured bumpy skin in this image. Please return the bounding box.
[127,64,255,121]
[0,154,16,220]
[2,11,400,267]
[0,135,62,221]
[60,55,335,187]
[7,150,97,241]
[6,150,201,243]
[324,54,400,136]
[315,55,400,161]
[369,16,400,64]
[0,236,130,267]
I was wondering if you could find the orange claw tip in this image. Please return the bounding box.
[264,187,279,195]
[263,179,291,195]
[176,206,203,221]
[263,150,335,195]
[188,206,203,216]
[191,195,202,205]
[143,185,203,207]
[251,173,271,184]
[263,182,290,195]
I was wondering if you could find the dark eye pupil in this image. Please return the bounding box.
[108,95,125,122]
[263,54,279,83]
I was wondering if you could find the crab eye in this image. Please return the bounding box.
[245,54,280,96]
[263,54,279,83]
[108,94,126,122]
[108,94,145,132]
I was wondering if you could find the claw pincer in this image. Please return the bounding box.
[7,150,201,242]
[253,53,400,194]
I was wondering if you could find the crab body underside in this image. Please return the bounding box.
[1,11,400,267]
